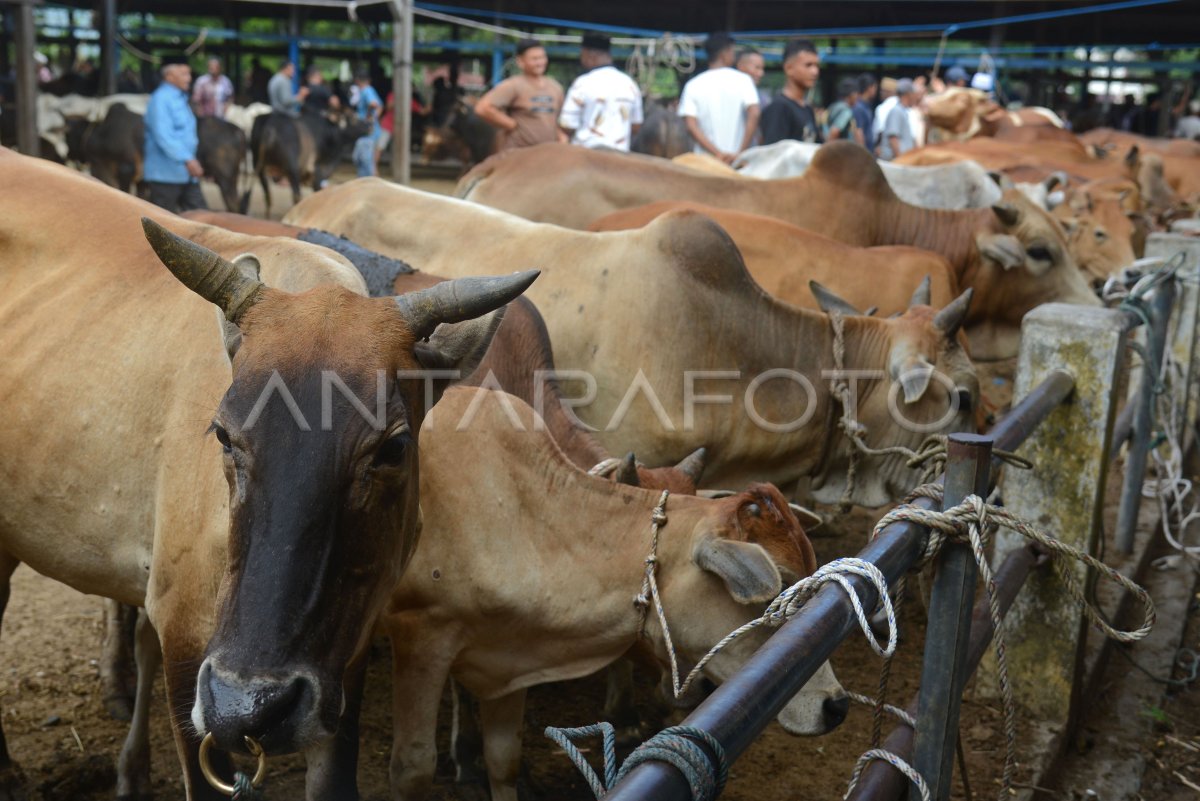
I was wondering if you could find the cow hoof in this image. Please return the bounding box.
[0,763,28,801]
[451,781,489,801]
[105,693,135,722]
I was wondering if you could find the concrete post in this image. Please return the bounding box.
[389,0,412,185]
[12,0,37,157]
[991,304,1130,725]
[1147,234,1200,431]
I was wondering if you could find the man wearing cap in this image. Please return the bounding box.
[144,59,207,213]
[678,32,760,163]
[558,34,644,151]
[944,66,970,89]
[476,39,565,151]
[879,78,917,161]
[970,72,995,97]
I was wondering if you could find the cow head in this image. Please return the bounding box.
[809,283,980,507]
[1053,189,1138,285]
[656,483,848,735]
[970,189,1099,360]
[140,219,537,755]
[608,448,709,494]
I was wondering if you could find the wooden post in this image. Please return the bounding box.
[990,304,1130,726]
[100,0,116,95]
[390,0,412,185]
[12,0,38,156]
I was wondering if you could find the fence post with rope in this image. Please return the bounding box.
[912,435,993,801]
[1148,234,1200,433]
[985,303,1132,727]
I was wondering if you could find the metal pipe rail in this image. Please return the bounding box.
[602,370,1076,801]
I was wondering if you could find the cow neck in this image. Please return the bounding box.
[883,202,987,280]
[808,313,892,494]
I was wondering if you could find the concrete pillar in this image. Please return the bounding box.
[991,304,1130,725]
[1147,234,1200,432]
[389,0,412,185]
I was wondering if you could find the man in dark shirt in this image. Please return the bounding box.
[303,65,339,113]
[761,39,823,145]
[852,73,876,150]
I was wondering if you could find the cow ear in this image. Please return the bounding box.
[215,253,263,364]
[1060,217,1080,235]
[888,343,935,404]
[975,232,1024,270]
[414,308,507,407]
[809,281,865,316]
[694,538,781,604]
[1124,145,1140,170]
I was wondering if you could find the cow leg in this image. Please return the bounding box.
[161,640,231,801]
[449,679,487,787]
[303,652,367,801]
[259,170,273,220]
[288,170,302,208]
[0,551,29,800]
[386,624,453,801]
[100,599,138,721]
[116,609,160,801]
[479,689,527,801]
[603,661,641,735]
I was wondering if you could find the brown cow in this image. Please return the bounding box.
[1081,127,1200,199]
[589,200,960,316]
[924,87,1065,142]
[456,141,1097,361]
[0,148,535,799]
[1052,186,1140,283]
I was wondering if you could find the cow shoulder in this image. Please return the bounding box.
[650,208,757,293]
[806,140,894,198]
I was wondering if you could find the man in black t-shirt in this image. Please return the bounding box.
[761,39,823,145]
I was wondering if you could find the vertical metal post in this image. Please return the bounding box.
[389,0,412,185]
[100,0,117,95]
[12,0,37,157]
[1148,235,1200,432]
[288,5,300,90]
[1116,277,1175,553]
[912,434,993,801]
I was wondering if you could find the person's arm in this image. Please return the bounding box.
[630,86,644,137]
[475,82,518,133]
[557,85,582,141]
[682,116,730,161]
[887,135,900,157]
[758,102,786,146]
[738,103,760,153]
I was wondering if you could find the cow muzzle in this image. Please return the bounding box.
[193,658,335,754]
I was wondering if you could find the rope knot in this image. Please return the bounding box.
[652,511,668,526]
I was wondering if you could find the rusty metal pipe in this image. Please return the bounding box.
[846,545,1044,801]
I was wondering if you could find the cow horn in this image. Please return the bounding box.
[809,281,864,316]
[1044,171,1069,192]
[933,288,974,336]
[909,275,932,308]
[141,217,264,323]
[991,202,1021,228]
[674,447,707,484]
[614,452,640,487]
[394,270,540,341]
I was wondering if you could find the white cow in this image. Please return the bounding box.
[733,140,1004,209]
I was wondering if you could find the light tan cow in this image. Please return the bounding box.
[452,141,1097,361]
[0,148,534,800]
[383,387,844,801]
[588,201,960,316]
[1080,128,1200,200]
[286,180,979,507]
[1052,186,1140,283]
[924,87,1065,142]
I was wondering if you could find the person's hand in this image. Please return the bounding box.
[185,159,204,178]
[506,118,519,133]
[298,86,310,99]
[717,152,737,165]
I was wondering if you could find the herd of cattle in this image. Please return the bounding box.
[0,84,1198,801]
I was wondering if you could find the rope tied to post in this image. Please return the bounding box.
[845,483,1157,801]
[827,312,1032,511]
[544,722,728,801]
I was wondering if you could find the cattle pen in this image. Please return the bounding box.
[540,231,1200,801]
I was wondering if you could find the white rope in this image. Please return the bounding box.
[634,490,898,700]
[845,750,932,801]
[626,34,697,94]
[115,28,209,64]
[412,6,668,47]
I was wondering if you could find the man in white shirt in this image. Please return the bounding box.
[678,32,760,163]
[558,33,644,151]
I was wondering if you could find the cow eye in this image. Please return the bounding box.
[1027,246,1052,262]
[212,424,232,454]
[374,432,412,467]
[955,389,974,413]
[1094,228,1108,241]
[744,503,762,518]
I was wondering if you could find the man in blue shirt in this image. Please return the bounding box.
[351,70,383,176]
[852,73,877,152]
[144,59,206,213]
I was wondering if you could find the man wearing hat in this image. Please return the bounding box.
[879,77,918,161]
[944,66,970,88]
[558,33,644,151]
[144,57,207,213]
